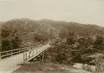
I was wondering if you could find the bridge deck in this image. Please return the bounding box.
[0,44,50,73]
[0,53,23,73]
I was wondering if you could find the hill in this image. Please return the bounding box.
[0,18,104,48]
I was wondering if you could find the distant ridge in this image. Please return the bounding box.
[1,18,104,41]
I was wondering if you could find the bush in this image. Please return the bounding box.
[1,39,12,51]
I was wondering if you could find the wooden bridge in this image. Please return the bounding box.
[0,43,50,73]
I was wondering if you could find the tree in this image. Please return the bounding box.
[94,35,104,51]
[11,36,21,49]
[1,23,21,51]
[1,39,11,51]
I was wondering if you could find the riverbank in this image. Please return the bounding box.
[13,63,91,73]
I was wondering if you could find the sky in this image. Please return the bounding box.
[0,0,104,26]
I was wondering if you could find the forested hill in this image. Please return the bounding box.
[39,19,104,36]
[2,18,104,36]
[0,18,104,50]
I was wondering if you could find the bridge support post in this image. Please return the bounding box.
[42,52,45,62]
[23,52,27,63]
[0,53,1,60]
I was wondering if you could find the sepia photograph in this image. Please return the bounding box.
[0,0,104,73]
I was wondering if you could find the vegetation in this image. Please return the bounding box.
[44,32,104,65]
[0,18,104,65]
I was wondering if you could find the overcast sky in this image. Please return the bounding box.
[0,0,104,26]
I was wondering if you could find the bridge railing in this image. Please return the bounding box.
[23,44,50,63]
[0,47,29,59]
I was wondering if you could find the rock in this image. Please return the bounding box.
[73,63,83,69]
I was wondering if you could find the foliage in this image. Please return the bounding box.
[1,24,21,51]
[1,39,11,51]
[45,31,104,65]
[94,35,104,51]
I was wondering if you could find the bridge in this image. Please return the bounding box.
[0,43,50,73]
